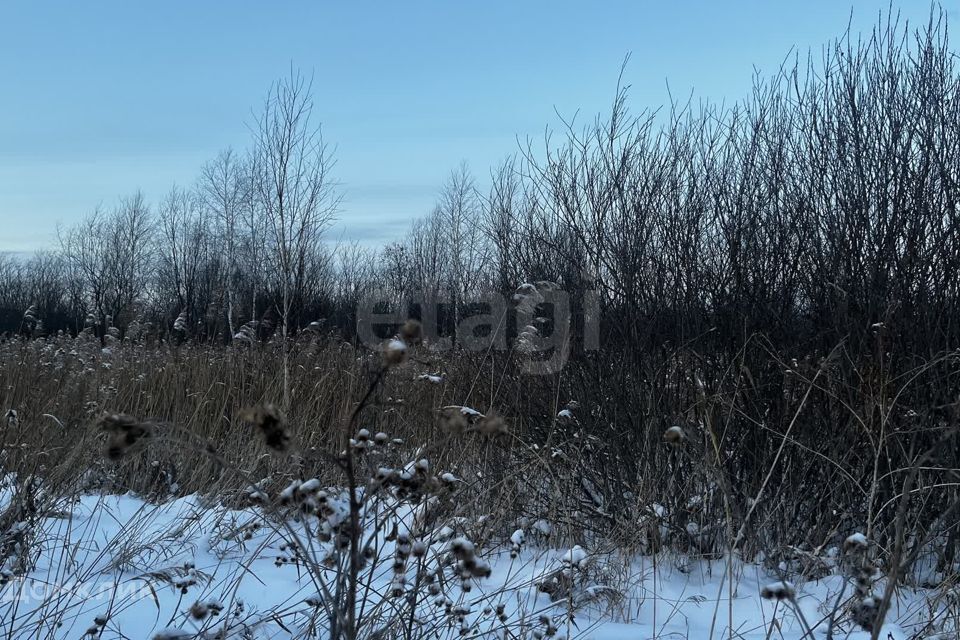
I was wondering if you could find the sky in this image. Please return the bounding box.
[0,1,954,253]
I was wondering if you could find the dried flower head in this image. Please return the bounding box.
[513,283,545,315]
[449,536,491,586]
[852,595,878,631]
[383,338,408,367]
[509,529,524,559]
[760,581,795,601]
[843,532,868,555]
[399,319,423,345]
[233,320,260,343]
[239,404,290,453]
[663,425,685,445]
[439,406,470,434]
[471,412,508,437]
[439,405,486,436]
[99,413,153,460]
[173,310,188,333]
[189,601,209,620]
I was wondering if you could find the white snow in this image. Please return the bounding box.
[0,492,946,639]
[532,518,553,536]
[844,532,869,551]
[563,544,588,567]
[297,478,321,493]
[440,405,484,418]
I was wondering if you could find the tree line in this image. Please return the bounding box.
[1,14,958,368]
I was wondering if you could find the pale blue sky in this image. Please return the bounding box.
[0,1,952,252]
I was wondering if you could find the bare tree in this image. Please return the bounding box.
[407,209,447,309]
[157,186,208,332]
[251,68,338,410]
[199,148,250,338]
[436,162,488,340]
[58,194,152,333]
[482,158,522,294]
[107,191,153,326]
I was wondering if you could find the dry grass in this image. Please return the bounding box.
[3,329,960,637]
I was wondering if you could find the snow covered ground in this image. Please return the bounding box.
[0,491,948,639]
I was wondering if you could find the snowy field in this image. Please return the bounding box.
[0,489,947,639]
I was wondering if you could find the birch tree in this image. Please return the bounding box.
[252,69,338,410]
[199,148,250,337]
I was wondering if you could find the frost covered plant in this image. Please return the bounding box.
[536,545,587,602]
[104,324,121,345]
[188,599,223,620]
[388,532,413,596]
[516,323,540,355]
[532,613,559,639]
[383,338,408,366]
[510,529,525,559]
[0,520,32,580]
[84,615,108,637]
[382,319,422,367]
[511,281,559,357]
[172,310,188,334]
[439,406,472,434]
[227,332,508,640]
[417,373,444,385]
[449,536,492,591]
[22,304,38,324]
[124,317,146,343]
[512,282,546,316]
[841,531,879,631]
[438,406,507,437]
[232,319,259,343]
[21,304,38,333]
